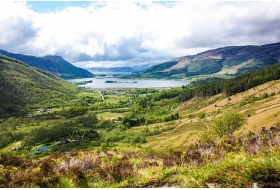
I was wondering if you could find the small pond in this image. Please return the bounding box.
[32,145,50,153]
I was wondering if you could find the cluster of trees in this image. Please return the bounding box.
[152,88,182,101]
[178,63,280,103]
[0,131,25,149]
[21,122,81,147]
[239,93,272,107]
[121,112,179,128]
[100,125,146,145]
[58,106,88,118]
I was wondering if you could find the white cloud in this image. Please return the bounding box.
[0,1,280,67]
[0,1,37,50]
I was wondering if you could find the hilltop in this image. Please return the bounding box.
[141,42,280,79]
[0,54,79,116]
[0,50,94,79]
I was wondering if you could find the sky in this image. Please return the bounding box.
[1,1,280,68]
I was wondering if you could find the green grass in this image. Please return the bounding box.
[97,112,127,120]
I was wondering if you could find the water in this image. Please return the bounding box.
[68,77,191,89]
[32,145,49,153]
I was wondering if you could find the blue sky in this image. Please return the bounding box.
[27,1,92,12]
[1,1,280,68]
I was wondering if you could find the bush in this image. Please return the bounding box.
[100,143,107,151]
[210,109,246,138]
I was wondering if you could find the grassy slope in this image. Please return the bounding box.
[143,79,280,151]
[0,55,79,115]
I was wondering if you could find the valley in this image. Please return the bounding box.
[1,46,280,188]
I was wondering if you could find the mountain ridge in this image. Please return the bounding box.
[87,65,150,73]
[142,42,280,78]
[0,50,94,79]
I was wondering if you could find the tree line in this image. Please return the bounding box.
[178,63,280,103]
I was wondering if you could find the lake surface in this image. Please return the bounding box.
[68,77,191,89]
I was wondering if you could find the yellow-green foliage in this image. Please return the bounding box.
[210,108,246,137]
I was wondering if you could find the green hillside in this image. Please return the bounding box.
[42,55,94,79]
[0,50,94,79]
[0,54,79,116]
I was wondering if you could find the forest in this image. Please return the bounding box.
[177,63,280,102]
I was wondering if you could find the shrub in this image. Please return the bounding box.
[210,109,246,138]
[100,143,107,151]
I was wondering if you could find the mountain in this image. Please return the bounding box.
[87,65,150,73]
[142,42,280,78]
[0,50,94,79]
[87,67,135,73]
[0,54,79,116]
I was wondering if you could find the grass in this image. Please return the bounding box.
[146,150,280,188]
[144,121,206,151]
[1,141,22,152]
[96,112,126,120]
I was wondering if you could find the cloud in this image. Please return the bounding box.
[1,1,280,67]
[0,1,38,52]
[74,58,167,69]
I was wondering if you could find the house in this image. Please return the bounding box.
[36,108,51,113]
[37,108,44,113]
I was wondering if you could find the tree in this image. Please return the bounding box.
[210,109,246,137]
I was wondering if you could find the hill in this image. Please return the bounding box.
[0,50,94,79]
[0,54,79,116]
[142,42,280,78]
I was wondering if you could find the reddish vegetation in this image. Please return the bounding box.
[1,126,280,187]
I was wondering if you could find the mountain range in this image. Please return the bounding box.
[0,50,94,79]
[87,65,150,73]
[1,42,280,80]
[141,42,280,78]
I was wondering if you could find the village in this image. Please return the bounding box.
[25,108,52,118]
